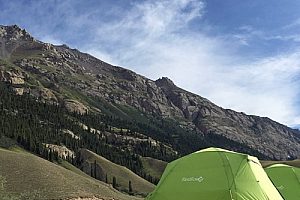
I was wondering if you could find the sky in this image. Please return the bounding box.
[0,0,300,126]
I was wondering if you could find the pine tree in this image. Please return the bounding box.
[128,180,133,195]
[54,151,59,161]
[71,155,75,165]
[49,149,53,162]
[112,176,117,188]
[94,160,97,179]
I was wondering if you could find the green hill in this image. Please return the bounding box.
[79,149,155,196]
[0,148,141,200]
[140,157,167,181]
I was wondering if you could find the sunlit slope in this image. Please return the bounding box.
[140,157,167,180]
[260,159,300,168]
[0,148,141,200]
[80,149,155,196]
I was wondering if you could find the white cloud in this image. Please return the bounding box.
[267,34,300,42]
[232,25,265,46]
[93,0,205,46]
[284,18,300,29]
[205,52,300,125]
[82,0,300,126]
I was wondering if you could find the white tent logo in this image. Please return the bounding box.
[277,185,284,190]
[182,176,204,183]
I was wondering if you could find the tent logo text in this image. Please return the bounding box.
[181,176,204,183]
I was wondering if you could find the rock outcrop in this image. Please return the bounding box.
[64,99,89,114]
[0,68,25,85]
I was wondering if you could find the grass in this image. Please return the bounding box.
[0,59,19,70]
[80,149,155,196]
[59,85,100,111]
[9,44,44,61]
[140,157,167,180]
[260,159,300,168]
[0,147,142,200]
[58,160,92,179]
[94,99,132,119]
[116,104,152,124]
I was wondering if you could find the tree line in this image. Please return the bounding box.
[0,83,172,187]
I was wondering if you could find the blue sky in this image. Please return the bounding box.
[1,0,300,126]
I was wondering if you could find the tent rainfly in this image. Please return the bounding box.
[265,164,300,200]
[146,147,284,200]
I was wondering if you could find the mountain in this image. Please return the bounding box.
[292,124,300,130]
[0,24,300,198]
[1,24,299,159]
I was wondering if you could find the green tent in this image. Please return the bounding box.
[146,147,283,200]
[265,164,300,200]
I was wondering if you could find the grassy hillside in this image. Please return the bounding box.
[140,157,167,181]
[59,159,93,179]
[79,149,155,196]
[261,159,300,168]
[0,148,141,200]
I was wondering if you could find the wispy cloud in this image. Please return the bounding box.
[232,25,264,46]
[284,18,300,29]
[266,34,300,42]
[207,52,300,125]
[82,0,300,125]
[1,0,300,126]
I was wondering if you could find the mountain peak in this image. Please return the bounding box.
[0,24,33,41]
[155,77,176,88]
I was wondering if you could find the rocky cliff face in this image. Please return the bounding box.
[0,25,34,59]
[0,25,299,160]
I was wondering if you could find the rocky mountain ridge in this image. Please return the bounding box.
[0,24,300,160]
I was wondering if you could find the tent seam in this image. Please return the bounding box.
[292,167,300,185]
[216,151,237,200]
